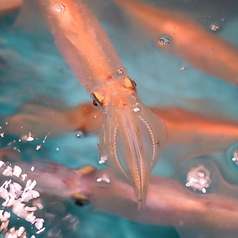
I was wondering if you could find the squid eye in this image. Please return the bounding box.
[123,76,137,90]
[92,91,104,107]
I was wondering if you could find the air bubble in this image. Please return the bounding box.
[232,150,238,165]
[76,131,84,138]
[180,66,186,71]
[157,36,170,46]
[56,147,60,151]
[0,132,4,138]
[52,2,66,13]
[133,103,141,112]
[186,165,211,193]
[116,67,125,75]
[21,132,34,142]
[36,145,42,151]
[99,156,107,164]
[210,23,220,32]
[96,173,110,184]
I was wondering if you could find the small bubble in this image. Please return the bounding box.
[43,133,50,143]
[99,156,107,164]
[116,67,125,75]
[56,147,60,151]
[133,107,140,112]
[180,66,186,71]
[210,23,220,32]
[36,145,42,151]
[93,115,97,119]
[76,131,84,138]
[157,36,170,47]
[0,132,4,138]
[5,121,9,125]
[232,150,238,165]
[133,103,141,112]
[96,174,110,184]
[52,2,66,13]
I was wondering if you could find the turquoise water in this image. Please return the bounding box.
[0,1,238,237]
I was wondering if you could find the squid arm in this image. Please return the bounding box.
[114,0,238,85]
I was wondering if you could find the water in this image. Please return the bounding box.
[0,0,238,237]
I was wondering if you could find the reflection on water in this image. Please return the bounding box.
[0,0,238,237]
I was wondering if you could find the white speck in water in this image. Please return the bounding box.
[52,2,66,13]
[36,227,46,234]
[99,156,107,164]
[210,23,220,31]
[18,226,26,236]
[76,131,84,138]
[31,166,35,172]
[21,132,34,142]
[116,67,125,75]
[157,36,170,46]
[56,147,60,151]
[36,144,42,151]
[5,121,9,125]
[0,132,4,138]
[13,147,21,153]
[21,174,27,181]
[232,150,238,165]
[93,115,97,119]
[96,174,110,184]
[13,165,22,177]
[34,218,44,230]
[43,133,50,143]
[2,166,13,176]
[0,160,5,168]
[186,165,211,193]
[180,66,186,71]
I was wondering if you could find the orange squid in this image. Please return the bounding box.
[114,0,238,85]
[38,0,166,209]
[2,149,238,238]
[3,100,238,162]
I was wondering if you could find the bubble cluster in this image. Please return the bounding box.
[157,36,170,47]
[133,103,141,113]
[0,161,45,237]
[185,165,211,193]
[99,156,107,164]
[52,2,66,13]
[96,173,110,184]
[21,132,34,142]
[116,67,125,75]
[210,23,220,32]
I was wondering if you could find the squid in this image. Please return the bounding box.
[114,0,238,85]
[1,149,238,238]
[0,0,23,17]
[3,101,238,162]
[37,0,166,209]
